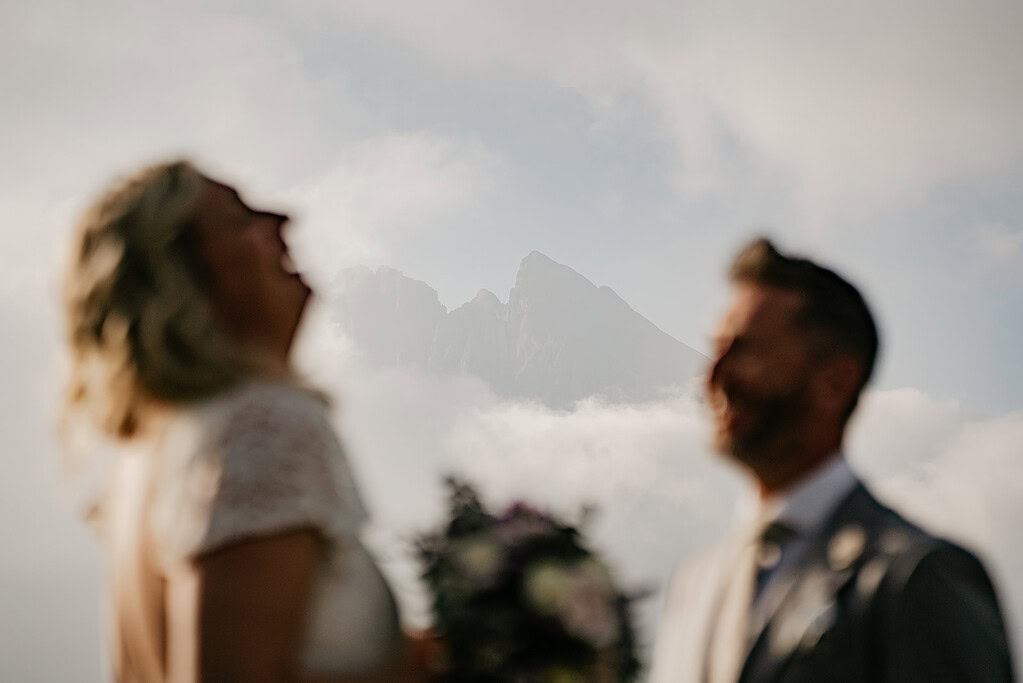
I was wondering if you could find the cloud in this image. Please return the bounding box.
[284,132,499,273]
[334,0,1023,223]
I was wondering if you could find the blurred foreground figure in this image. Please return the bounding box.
[649,238,1014,683]
[63,161,435,682]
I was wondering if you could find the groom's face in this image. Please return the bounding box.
[707,282,818,466]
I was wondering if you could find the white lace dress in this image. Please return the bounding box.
[100,379,403,681]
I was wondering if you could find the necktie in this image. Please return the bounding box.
[753,521,797,602]
[706,520,797,683]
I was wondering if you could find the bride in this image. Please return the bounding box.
[62,160,435,682]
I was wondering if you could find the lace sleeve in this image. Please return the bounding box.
[152,382,368,566]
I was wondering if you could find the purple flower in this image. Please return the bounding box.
[496,513,556,546]
[559,561,621,648]
[525,559,621,648]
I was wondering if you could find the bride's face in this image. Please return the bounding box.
[189,178,312,362]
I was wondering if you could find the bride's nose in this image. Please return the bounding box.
[259,210,289,230]
[254,210,290,246]
[709,342,734,387]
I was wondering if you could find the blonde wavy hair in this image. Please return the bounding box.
[64,160,280,439]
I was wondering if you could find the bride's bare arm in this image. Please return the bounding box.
[193,530,427,683]
[194,529,322,682]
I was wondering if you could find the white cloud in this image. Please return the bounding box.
[334,0,1023,223]
[846,387,964,477]
[284,132,499,275]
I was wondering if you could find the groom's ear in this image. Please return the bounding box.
[812,353,863,419]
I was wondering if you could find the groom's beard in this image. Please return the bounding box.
[711,379,812,470]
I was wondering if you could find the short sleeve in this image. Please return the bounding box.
[151,382,368,567]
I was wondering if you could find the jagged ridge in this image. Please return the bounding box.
[332,252,705,407]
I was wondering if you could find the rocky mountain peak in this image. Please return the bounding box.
[331,253,704,407]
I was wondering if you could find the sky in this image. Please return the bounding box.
[2,1,1022,679]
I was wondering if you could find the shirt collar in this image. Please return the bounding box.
[733,454,859,539]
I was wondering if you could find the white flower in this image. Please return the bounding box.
[524,563,572,614]
[559,561,621,648]
[526,559,621,647]
[456,538,503,587]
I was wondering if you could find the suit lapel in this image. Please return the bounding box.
[649,541,739,683]
[738,485,871,683]
[693,541,746,681]
[744,550,805,653]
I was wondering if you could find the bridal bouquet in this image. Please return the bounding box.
[417,478,641,682]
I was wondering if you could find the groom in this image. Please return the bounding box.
[649,238,1014,682]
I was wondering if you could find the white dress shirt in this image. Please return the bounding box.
[745,453,859,539]
[739,455,859,599]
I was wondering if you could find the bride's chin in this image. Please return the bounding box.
[711,429,733,454]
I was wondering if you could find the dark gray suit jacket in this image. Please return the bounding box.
[738,483,1014,683]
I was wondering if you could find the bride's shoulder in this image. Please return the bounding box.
[151,378,361,565]
[190,377,329,428]
[160,377,338,471]
[212,376,325,409]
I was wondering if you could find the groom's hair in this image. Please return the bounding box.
[729,237,879,418]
